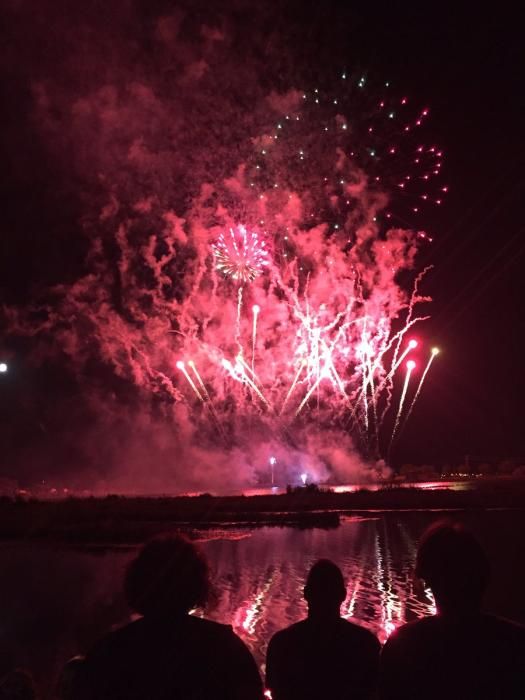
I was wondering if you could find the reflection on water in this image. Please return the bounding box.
[241,479,477,496]
[1,510,525,698]
[210,517,436,658]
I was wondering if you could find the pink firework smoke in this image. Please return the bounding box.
[4,67,443,490]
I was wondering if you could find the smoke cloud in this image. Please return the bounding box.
[1,1,435,492]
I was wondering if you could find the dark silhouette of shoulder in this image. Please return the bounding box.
[84,614,261,700]
[267,617,380,700]
[381,613,525,699]
[270,615,379,652]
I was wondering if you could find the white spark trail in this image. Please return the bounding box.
[389,362,415,453]
[400,350,439,433]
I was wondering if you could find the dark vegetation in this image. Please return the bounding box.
[1,479,525,544]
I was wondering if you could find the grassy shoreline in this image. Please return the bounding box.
[1,480,525,544]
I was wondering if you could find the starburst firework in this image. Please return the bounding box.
[212,226,269,283]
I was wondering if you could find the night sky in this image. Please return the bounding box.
[1,1,524,489]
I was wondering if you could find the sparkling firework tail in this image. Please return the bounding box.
[178,364,205,403]
[383,268,432,420]
[366,356,380,452]
[399,350,438,433]
[238,358,282,419]
[251,306,259,373]
[377,315,430,427]
[346,328,376,429]
[295,372,324,417]
[280,360,306,415]
[362,366,370,432]
[235,362,273,410]
[327,363,348,402]
[380,342,413,393]
[236,286,244,350]
[319,339,348,401]
[189,361,228,441]
[221,358,239,381]
[234,354,296,444]
[237,355,273,410]
[189,361,211,402]
[389,363,415,453]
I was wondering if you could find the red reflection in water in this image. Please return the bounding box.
[237,479,477,496]
[233,578,274,636]
[209,523,440,656]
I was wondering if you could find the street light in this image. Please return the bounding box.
[0,362,7,373]
[269,457,276,486]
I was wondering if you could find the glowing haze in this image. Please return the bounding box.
[2,5,444,493]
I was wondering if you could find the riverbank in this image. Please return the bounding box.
[1,479,525,543]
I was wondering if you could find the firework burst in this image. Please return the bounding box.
[212,225,270,283]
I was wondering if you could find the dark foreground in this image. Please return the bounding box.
[2,510,525,699]
[2,478,525,543]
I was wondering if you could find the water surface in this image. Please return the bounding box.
[1,509,524,697]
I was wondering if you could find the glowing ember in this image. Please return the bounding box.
[246,73,447,230]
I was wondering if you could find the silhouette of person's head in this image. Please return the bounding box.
[415,522,490,614]
[304,559,346,619]
[125,535,210,617]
